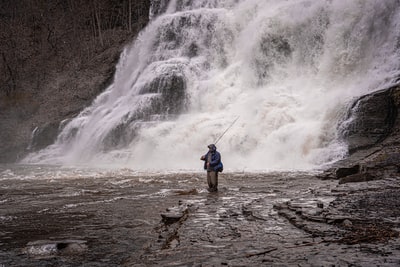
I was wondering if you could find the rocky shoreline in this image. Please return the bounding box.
[137,175,400,266]
[0,169,399,266]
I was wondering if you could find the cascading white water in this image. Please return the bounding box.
[24,0,400,171]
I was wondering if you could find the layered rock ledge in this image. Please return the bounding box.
[324,84,400,182]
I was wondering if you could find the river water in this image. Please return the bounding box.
[2,164,400,266]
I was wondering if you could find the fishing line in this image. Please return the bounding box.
[214,116,240,145]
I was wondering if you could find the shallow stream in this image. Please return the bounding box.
[0,165,399,266]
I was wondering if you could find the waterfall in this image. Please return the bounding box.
[23,0,400,171]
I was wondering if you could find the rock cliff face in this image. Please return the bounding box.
[342,87,398,154]
[332,85,400,181]
[0,0,151,162]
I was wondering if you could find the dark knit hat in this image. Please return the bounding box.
[207,144,216,151]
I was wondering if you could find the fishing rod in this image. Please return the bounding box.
[214,116,240,145]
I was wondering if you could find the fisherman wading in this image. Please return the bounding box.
[201,144,223,192]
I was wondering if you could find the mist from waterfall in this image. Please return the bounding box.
[23,0,400,171]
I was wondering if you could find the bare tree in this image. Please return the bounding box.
[1,53,17,97]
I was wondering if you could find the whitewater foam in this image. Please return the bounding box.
[23,0,400,171]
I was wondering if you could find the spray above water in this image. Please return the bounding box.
[24,0,400,171]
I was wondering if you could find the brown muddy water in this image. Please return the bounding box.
[0,164,399,266]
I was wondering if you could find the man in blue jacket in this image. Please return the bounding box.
[200,144,223,192]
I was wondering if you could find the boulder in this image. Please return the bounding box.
[335,85,400,180]
[161,212,184,225]
[341,87,398,154]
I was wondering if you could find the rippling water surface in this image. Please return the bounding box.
[0,164,342,266]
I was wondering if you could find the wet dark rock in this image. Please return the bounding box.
[333,85,400,184]
[173,188,198,195]
[100,69,187,151]
[274,178,400,245]
[28,121,60,151]
[335,164,360,179]
[139,70,187,116]
[339,172,377,184]
[316,170,336,180]
[342,219,352,227]
[102,122,140,151]
[186,42,199,58]
[156,203,193,250]
[150,0,170,18]
[341,86,398,154]
[255,34,292,84]
[275,201,342,238]
[161,212,185,225]
[339,222,399,245]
